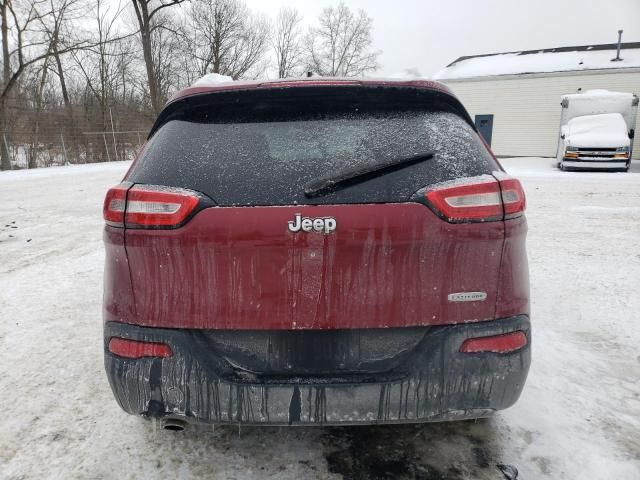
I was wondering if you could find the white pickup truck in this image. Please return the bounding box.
[557,89,638,171]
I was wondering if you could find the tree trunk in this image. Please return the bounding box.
[0,99,9,170]
[133,0,161,115]
[212,31,221,73]
[1,1,10,170]
[53,43,70,108]
[28,54,51,169]
[1,1,8,84]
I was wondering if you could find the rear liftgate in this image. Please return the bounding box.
[103,89,529,424]
[103,173,529,425]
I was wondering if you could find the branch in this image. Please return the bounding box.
[148,0,186,21]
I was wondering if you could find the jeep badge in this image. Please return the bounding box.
[288,214,337,234]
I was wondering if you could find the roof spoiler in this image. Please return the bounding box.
[147,80,474,138]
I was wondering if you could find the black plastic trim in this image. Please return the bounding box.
[104,316,531,425]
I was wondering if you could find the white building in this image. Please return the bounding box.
[434,42,640,160]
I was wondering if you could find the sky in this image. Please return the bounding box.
[244,0,640,78]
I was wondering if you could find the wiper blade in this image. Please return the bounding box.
[304,151,434,198]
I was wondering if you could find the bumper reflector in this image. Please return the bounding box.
[460,331,527,354]
[108,337,173,359]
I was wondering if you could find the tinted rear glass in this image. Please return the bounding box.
[128,107,499,206]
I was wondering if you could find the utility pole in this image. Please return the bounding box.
[103,133,111,162]
[109,107,118,161]
[60,132,68,164]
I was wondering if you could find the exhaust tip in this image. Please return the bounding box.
[162,418,187,431]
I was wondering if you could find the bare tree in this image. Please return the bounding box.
[271,7,303,79]
[0,0,54,170]
[186,0,269,80]
[73,2,127,121]
[1,0,10,168]
[305,2,380,77]
[130,0,185,115]
[1,0,9,86]
[0,1,93,102]
[0,0,383,170]
[37,0,88,167]
[37,0,86,110]
[71,0,139,161]
[149,12,185,103]
[0,0,91,169]
[26,50,52,168]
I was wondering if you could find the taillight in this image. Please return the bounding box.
[125,185,199,227]
[103,184,128,227]
[425,175,526,223]
[498,177,526,219]
[425,177,503,223]
[103,184,200,228]
[460,331,527,354]
[108,337,173,359]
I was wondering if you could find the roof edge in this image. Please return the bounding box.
[445,41,640,67]
[166,78,454,106]
[436,66,640,83]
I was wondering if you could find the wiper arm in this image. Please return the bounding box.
[304,151,434,198]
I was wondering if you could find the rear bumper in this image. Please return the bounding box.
[104,316,531,425]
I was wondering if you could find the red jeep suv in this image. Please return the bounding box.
[103,78,530,429]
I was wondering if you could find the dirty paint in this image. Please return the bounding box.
[104,205,524,331]
[104,316,530,425]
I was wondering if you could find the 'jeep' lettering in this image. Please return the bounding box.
[288,214,337,234]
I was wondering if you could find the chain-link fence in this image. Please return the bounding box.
[1,130,148,169]
[1,100,153,170]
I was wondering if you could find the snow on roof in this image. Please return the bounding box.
[434,42,640,81]
[561,89,638,128]
[563,88,634,99]
[563,113,630,149]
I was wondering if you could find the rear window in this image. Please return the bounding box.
[128,108,499,206]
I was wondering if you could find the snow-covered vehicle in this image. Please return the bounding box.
[102,78,530,429]
[557,89,638,171]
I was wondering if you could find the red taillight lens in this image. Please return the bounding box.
[103,185,128,226]
[498,177,526,219]
[425,175,526,223]
[125,185,199,227]
[103,184,200,228]
[108,337,173,359]
[425,177,503,223]
[460,331,527,354]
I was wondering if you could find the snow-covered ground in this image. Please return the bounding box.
[0,158,639,479]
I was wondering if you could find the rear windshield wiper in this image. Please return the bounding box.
[304,151,434,198]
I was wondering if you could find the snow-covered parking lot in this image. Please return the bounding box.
[1,158,639,479]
